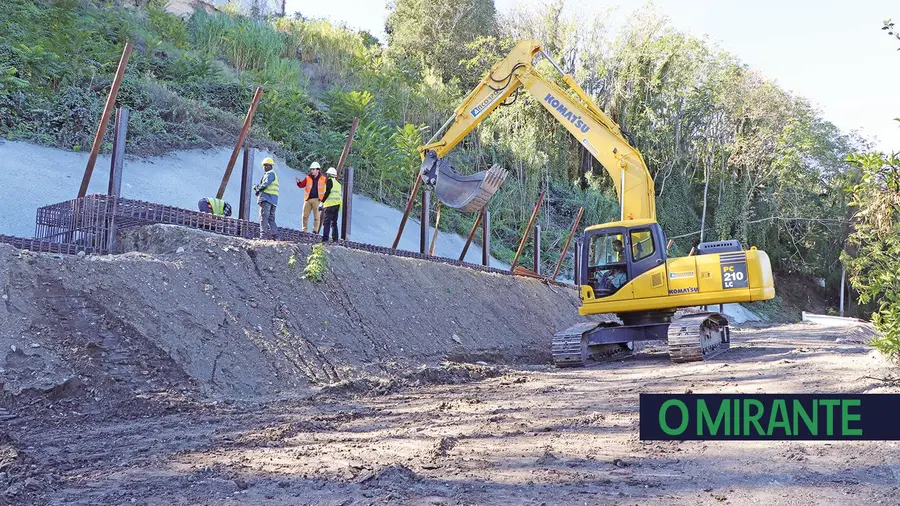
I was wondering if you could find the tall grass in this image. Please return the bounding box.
[189,10,283,72]
[275,18,370,78]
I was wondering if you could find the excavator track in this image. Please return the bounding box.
[552,322,633,368]
[667,313,730,363]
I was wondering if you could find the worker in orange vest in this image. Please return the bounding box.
[295,161,327,233]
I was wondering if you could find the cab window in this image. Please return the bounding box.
[587,232,627,296]
[630,229,655,261]
[589,233,626,267]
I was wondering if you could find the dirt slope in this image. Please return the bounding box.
[0,224,601,410]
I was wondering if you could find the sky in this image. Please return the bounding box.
[290,0,900,151]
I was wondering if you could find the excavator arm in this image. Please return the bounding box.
[419,40,656,221]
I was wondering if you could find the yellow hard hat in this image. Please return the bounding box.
[261,157,275,166]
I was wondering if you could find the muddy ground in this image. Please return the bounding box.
[3,322,898,505]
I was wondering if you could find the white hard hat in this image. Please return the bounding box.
[309,162,321,169]
[326,167,337,177]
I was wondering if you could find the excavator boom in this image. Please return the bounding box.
[418,40,656,221]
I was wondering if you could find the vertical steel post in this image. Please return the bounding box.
[481,209,490,267]
[239,147,254,223]
[392,174,422,249]
[105,107,129,254]
[428,200,442,256]
[420,190,430,254]
[533,224,541,274]
[458,210,483,262]
[217,87,263,199]
[79,43,132,199]
[552,207,584,280]
[510,190,545,272]
[341,167,354,240]
[839,265,846,317]
[107,108,128,198]
[574,238,582,285]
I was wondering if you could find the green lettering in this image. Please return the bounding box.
[743,399,765,435]
[698,399,729,436]
[659,400,689,436]
[733,398,740,435]
[793,399,818,436]
[841,399,862,436]
[766,399,792,436]
[820,399,840,436]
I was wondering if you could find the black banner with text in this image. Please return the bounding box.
[640,394,900,440]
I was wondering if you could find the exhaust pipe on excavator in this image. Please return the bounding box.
[419,150,509,214]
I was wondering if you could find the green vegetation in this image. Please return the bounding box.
[0,0,885,327]
[844,153,900,360]
[838,19,900,361]
[301,243,329,282]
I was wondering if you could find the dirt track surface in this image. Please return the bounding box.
[3,323,898,505]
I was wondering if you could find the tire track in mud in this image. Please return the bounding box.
[271,303,340,384]
[319,251,390,359]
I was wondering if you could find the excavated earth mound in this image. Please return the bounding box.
[0,225,605,410]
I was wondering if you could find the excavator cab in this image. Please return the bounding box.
[583,221,667,298]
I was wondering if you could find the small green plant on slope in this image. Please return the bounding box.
[295,243,329,282]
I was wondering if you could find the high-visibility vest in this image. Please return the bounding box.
[261,170,279,196]
[323,179,342,208]
[303,175,326,200]
[208,197,226,216]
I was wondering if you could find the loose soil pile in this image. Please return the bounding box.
[0,224,601,409]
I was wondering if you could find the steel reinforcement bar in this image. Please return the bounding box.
[27,195,574,286]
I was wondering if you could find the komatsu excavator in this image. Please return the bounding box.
[418,40,776,366]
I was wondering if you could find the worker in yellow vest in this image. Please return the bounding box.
[197,197,232,217]
[252,157,280,240]
[320,167,343,242]
[295,161,326,233]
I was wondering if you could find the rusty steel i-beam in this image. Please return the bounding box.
[509,190,545,273]
[458,208,483,262]
[552,207,584,280]
[217,87,263,199]
[335,118,359,177]
[392,173,423,249]
[78,42,132,199]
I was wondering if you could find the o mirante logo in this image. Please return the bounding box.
[640,394,900,440]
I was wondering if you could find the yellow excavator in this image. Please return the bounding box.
[418,40,776,366]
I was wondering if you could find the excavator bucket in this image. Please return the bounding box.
[419,150,508,213]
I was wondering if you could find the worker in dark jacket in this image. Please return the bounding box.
[198,197,232,217]
[320,167,342,242]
